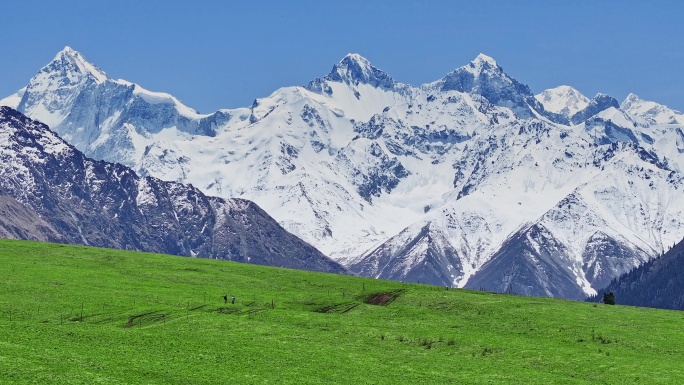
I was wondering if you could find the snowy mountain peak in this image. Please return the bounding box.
[457,53,502,77]
[621,93,684,125]
[49,46,109,84]
[339,53,373,69]
[324,53,396,89]
[621,93,644,110]
[592,92,613,100]
[535,85,590,117]
[15,47,112,128]
[433,54,511,93]
[589,93,620,110]
[13,47,230,163]
[471,53,499,69]
[427,53,558,120]
[56,45,78,58]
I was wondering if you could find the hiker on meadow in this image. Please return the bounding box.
[231,295,236,304]
[223,294,228,304]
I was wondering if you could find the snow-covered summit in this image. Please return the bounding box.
[621,93,643,110]
[15,46,111,128]
[334,53,375,77]
[535,85,590,118]
[51,46,109,84]
[621,93,684,125]
[319,53,398,90]
[13,47,246,167]
[425,53,558,121]
[470,53,499,71]
[300,53,412,122]
[426,53,506,91]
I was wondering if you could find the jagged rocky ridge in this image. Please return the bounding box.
[4,48,684,299]
[0,106,346,274]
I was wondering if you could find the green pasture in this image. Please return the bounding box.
[0,239,682,384]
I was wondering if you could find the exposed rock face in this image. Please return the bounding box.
[570,94,620,125]
[0,194,62,242]
[0,106,346,274]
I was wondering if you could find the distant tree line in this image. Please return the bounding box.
[587,237,684,311]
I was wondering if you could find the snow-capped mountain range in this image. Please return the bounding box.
[3,47,684,299]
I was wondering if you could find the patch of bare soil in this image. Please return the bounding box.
[364,289,405,306]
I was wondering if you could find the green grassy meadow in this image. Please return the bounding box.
[1,239,683,384]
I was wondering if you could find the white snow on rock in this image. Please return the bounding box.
[621,93,684,125]
[535,85,590,118]
[0,87,25,109]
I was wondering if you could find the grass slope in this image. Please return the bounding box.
[0,239,683,384]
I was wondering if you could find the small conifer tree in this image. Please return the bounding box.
[603,291,616,305]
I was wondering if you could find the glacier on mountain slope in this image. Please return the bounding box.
[5,47,684,299]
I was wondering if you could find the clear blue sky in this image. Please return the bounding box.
[2,0,683,113]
